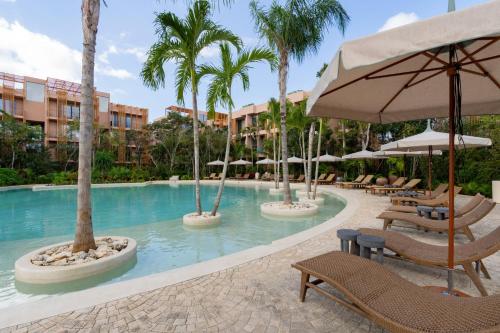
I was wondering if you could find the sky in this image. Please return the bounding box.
[0,0,490,121]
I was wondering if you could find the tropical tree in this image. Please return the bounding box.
[259,98,281,189]
[202,43,275,216]
[287,100,312,190]
[72,0,102,253]
[141,0,240,215]
[250,0,349,204]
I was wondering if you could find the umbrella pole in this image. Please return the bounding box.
[428,146,433,194]
[447,49,457,295]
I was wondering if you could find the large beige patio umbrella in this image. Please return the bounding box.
[307,1,500,293]
[381,121,492,190]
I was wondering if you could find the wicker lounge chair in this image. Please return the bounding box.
[335,175,364,187]
[318,174,335,185]
[388,193,485,216]
[317,173,327,182]
[203,173,216,180]
[378,198,496,241]
[372,178,421,195]
[292,251,500,333]
[291,174,305,183]
[391,186,462,206]
[365,177,407,194]
[342,175,374,189]
[359,227,499,296]
[241,173,250,180]
[213,173,223,180]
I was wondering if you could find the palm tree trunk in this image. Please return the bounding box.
[313,119,323,199]
[73,0,99,253]
[300,132,308,197]
[272,125,278,189]
[191,77,202,215]
[211,96,232,216]
[278,53,292,205]
[306,122,315,195]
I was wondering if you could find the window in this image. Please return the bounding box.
[26,82,45,102]
[3,99,14,115]
[199,113,207,122]
[64,105,80,119]
[237,119,244,133]
[252,115,257,126]
[111,112,118,127]
[98,96,109,113]
[126,115,131,129]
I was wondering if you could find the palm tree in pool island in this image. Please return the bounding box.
[202,43,276,216]
[73,0,102,253]
[250,0,349,205]
[141,0,240,216]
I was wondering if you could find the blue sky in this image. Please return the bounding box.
[0,0,488,121]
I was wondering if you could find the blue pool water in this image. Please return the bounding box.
[0,184,345,307]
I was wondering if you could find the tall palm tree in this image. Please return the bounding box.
[141,0,240,215]
[202,43,275,216]
[73,0,101,253]
[287,100,311,190]
[250,0,349,205]
[260,98,281,189]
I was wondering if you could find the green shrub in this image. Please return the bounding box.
[0,168,22,186]
[108,167,131,182]
[460,181,492,198]
[51,171,77,185]
[180,175,191,180]
[36,174,52,184]
[94,150,115,172]
[130,168,150,182]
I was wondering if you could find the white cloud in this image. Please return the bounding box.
[119,32,127,39]
[200,46,219,58]
[98,45,146,64]
[242,36,260,47]
[378,12,419,32]
[111,88,126,96]
[0,17,133,81]
[1,0,16,3]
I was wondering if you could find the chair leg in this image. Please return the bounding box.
[463,263,488,296]
[383,219,392,230]
[478,260,492,279]
[462,227,476,242]
[300,272,310,302]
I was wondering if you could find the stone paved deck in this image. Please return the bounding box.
[2,186,499,333]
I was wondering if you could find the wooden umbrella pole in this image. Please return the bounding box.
[428,145,433,194]
[447,47,457,294]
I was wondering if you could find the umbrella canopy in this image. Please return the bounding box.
[256,158,276,165]
[374,149,443,157]
[312,153,343,162]
[229,159,252,166]
[342,150,386,160]
[306,1,500,123]
[381,124,492,151]
[279,156,304,164]
[306,0,500,292]
[207,159,225,166]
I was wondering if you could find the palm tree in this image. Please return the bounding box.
[287,100,311,191]
[73,0,101,253]
[259,98,281,189]
[250,0,349,205]
[202,43,275,216]
[141,0,240,215]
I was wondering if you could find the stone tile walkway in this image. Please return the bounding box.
[2,187,499,333]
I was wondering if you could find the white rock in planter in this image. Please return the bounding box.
[15,236,136,284]
[298,196,325,205]
[183,212,221,228]
[260,201,319,217]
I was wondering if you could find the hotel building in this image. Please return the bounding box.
[0,72,148,163]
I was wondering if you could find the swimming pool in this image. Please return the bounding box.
[0,183,345,308]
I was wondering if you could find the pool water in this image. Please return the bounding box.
[0,184,345,308]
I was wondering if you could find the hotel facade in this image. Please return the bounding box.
[0,72,148,163]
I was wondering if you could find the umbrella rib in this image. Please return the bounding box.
[457,44,500,89]
[379,49,444,114]
[460,53,500,67]
[457,37,499,64]
[407,69,446,88]
[367,66,446,80]
[319,51,426,98]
